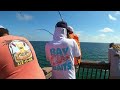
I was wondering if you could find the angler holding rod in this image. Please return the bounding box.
[45,20,81,79]
[58,11,82,78]
[37,11,81,79]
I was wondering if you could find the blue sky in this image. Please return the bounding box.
[0,11,120,43]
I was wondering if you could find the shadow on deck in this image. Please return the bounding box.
[42,60,110,79]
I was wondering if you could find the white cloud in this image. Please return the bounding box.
[92,34,106,42]
[99,27,114,33]
[115,11,120,15]
[16,13,33,21]
[108,14,117,21]
[78,32,120,43]
[99,34,106,37]
[104,35,120,43]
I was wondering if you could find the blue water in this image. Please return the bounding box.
[30,41,109,68]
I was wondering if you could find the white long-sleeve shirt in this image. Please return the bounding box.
[45,27,81,79]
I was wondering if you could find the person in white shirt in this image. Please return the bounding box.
[108,43,120,79]
[45,21,81,79]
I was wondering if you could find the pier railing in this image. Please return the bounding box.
[75,60,110,79]
[42,60,110,79]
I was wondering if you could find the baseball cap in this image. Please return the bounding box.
[55,21,68,28]
[67,26,74,32]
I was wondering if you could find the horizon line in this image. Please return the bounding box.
[29,41,112,43]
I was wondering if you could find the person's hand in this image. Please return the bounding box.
[114,54,120,57]
[78,59,81,65]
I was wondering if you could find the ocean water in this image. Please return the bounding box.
[30,41,109,68]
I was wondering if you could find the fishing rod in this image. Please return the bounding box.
[37,29,53,36]
[18,11,24,18]
[18,11,69,38]
[37,11,64,36]
[18,11,54,36]
[58,11,63,21]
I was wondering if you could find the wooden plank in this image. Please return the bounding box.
[42,67,52,79]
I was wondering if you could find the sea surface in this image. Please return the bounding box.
[30,41,109,68]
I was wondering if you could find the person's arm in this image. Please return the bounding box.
[73,40,81,65]
[77,36,82,57]
[114,51,120,57]
[75,35,81,64]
